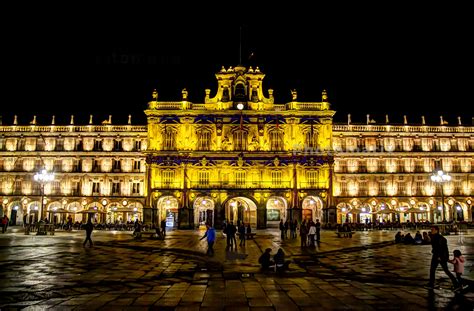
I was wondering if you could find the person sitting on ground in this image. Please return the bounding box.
[258,248,274,270]
[273,248,291,272]
[404,233,415,244]
[414,231,423,244]
[395,231,403,243]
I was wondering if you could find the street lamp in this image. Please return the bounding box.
[33,169,55,223]
[430,170,451,222]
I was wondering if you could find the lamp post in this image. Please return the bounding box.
[430,170,451,222]
[33,169,55,223]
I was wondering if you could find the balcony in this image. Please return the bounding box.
[298,182,328,189]
[189,180,292,189]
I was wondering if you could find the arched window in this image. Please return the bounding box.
[163,127,176,150]
[234,83,246,101]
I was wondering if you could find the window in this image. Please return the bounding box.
[162,170,175,187]
[235,171,246,187]
[198,129,211,150]
[113,159,121,171]
[93,160,99,172]
[94,140,102,151]
[271,170,282,185]
[270,130,284,151]
[72,182,80,195]
[112,182,120,195]
[51,181,60,194]
[233,130,248,151]
[305,130,317,149]
[132,182,141,194]
[133,160,141,171]
[164,127,176,150]
[306,171,318,187]
[114,140,122,151]
[198,171,210,186]
[135,140,141,151]
[92,182,100,195]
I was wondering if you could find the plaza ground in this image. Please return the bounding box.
[0,227,473,310]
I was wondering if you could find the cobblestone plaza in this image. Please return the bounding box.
[1,228,473,310]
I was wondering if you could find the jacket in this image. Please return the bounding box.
[431,233,449,262]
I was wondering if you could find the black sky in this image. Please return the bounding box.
[2,7,473,126]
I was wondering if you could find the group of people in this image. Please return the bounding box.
[222,220,251,250]
[258,248,291,272]
[395,230,431,245]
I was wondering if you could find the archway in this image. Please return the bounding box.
[336,202,352,224]
[193,196,214,228]
[7,200,23,226]
[157,196,179,228]
[302,196,323,223]
[27,201,40,223]
[67,202,82,222]
[225,197,257,227]
[46,201,64,224]
[266,196,287,227]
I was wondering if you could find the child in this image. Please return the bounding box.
[448,249,465,288]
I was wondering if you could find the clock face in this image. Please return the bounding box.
[237,103,244,110]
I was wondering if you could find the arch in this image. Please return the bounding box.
[224,196,257,228]
[302,196,323,223]
[7,200,23,225]
[336,202,353,224]
[27,201,41,223]
[193,196,214,228]
[157,196,179,228]
[266,196,287,226]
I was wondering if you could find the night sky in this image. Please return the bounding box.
[2,9,473,126]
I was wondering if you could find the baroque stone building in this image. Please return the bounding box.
[0,65,472,228]
[0,116,147,225]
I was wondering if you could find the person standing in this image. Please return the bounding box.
[2,215,8,233]
[83,220,94,247]
[425,226,459,290]
[160,218,166,237]
[200,223,216,256]
[238,222,246,247]
[308,221,316,247]
[279,220,285,240]
[315,219,321,242]
[300,221,308,247]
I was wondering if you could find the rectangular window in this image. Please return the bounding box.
[235,171,246,187]
[164,127,176,150]
[133,160,141,171]
[135,140,142,151]
[270,131,283,151]
[72,181,80,195]
[271,170,282,186]
[132,182,141,194]
[112,182,120,195]
[162,170,175,187]
[306,171,318,187]
[94,140,102,151]
[113,159,121,171]
[92,182,100,195]
[233,130,248,151]
[93,160,99,172]
[198,171,210,186]
[198,131,211,150]
[114,140,122,151]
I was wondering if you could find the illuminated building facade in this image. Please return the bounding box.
[145,65,334,229]
[0,118,147,225]
[333,120,473,224]
[0,66,472,228]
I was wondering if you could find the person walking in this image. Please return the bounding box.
[424,226,459,290]
[315,219,321,242]
[300,222,308,247]
[238,222,246,247]
[200,223,216,256]
[2,215,9,233]
[279,220,285,240]
[160,218,166,237]
[83,220,94,247]
[448,249,465,289]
